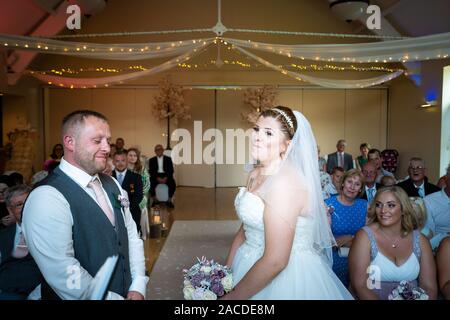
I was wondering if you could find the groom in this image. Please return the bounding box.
[22,110,148,300]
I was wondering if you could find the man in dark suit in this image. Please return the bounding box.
[360,162,381,204]
[0,185,41,300]
[149,144,176,208]
[112,151,143,234]
[397,157,440,198]
[327,139,354,174]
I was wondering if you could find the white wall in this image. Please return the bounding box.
[441,65,450,176]
[45,86,387,187]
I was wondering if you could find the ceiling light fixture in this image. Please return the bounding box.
[420,100,437,108]
[329,0,369,23]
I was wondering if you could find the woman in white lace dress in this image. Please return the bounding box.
[222,106,353,300]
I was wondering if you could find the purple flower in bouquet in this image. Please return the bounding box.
[182,256,233,300]
[388,280,429,300]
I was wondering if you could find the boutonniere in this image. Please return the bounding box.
[117,194,130,209]
[130,183,135,193]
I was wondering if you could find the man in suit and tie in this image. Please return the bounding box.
[327,139,354,174]
[112,151,143,234]
[22,110,148,300]
[149,144,176,208]
[0,185,41,300]
[397,157,440,198]
[360,162,381,204]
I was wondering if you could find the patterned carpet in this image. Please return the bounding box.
[146,220,241,300]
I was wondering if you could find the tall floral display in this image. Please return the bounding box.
[152,76,191,149]
[4,129,37,182]
[242,85,278,124]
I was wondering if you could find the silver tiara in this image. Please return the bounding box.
[271,108,293,129]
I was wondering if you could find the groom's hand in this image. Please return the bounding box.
[127,291,144,300]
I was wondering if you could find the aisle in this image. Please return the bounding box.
[146,220,241,299]
[143,187,240,272]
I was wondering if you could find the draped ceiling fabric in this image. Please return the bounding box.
[1,31,450,88]
[0,33,212,60]
[31,41,214,88]
[224,32,450,63]
[234,46,404,89]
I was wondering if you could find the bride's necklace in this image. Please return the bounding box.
[378,227,405,249]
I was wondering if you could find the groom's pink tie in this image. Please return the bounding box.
[88,178,115,226]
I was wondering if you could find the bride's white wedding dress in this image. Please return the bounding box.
[231,187,354,300]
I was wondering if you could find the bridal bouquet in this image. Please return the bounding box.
[388,280,429,300]
[182,256,233,300]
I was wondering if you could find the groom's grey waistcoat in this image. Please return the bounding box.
[36,167,132,299]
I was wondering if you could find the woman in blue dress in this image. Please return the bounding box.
[325,169,367,287]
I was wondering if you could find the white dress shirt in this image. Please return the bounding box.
[13,223,23,252]
[157,156,164,173]
[415,182,425,198]
[337,152,344,167]
[22,158,148,300]
[365,185,377,204]
[424,189,450,249]
[114,169,127,186]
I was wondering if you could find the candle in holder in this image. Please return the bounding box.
[153,215,161,224]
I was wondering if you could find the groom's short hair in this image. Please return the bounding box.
[62,110,108,139]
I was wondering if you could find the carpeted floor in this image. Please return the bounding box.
[146,220,241,300]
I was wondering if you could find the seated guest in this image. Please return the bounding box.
[326,139,354,174]
[7,172,24,186]
[325,169,367,287]
[424,163,450,250]
[436,237,450,299]
[397,157,440,198]
[103,159,114,176]
[115,138,127,154]
[43,144,64,172]
[317,145,327,172]
[380,175,396,187]
[368,148,395,184]
[355,142,371,170]
[109,143,117,158]
[149,144,176,208]
[0,175,14,229]
[349,186,437,300]
[49,143,64,161]
[437,172,448,189]
[0,185,41,300]
[106,143,117,175]
[361,162,381,205]
[127,148,150,218]
[112,151,143,234]
[323,166,344,200]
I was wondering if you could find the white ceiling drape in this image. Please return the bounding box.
[31,41,213,88]
[2,31,448,88]
[234,46,404,89]
[0,33,211,60]
[224,32,450,63]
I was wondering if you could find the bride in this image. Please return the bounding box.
[222,106,353,300]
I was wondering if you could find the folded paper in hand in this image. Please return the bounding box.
[87,255,119,300]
